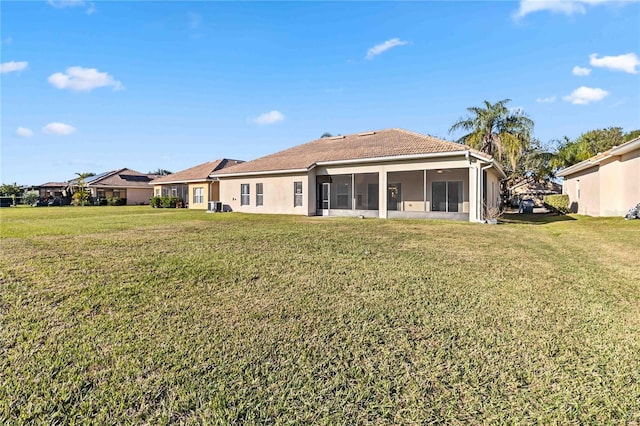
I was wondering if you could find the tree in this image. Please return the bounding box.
[449,99,534,179]
[149,168,172,176]
[320,132,333,138]
[22,190,40,206]
[550,127,637,170]
[0,183,22,196]
[72,172,94,206]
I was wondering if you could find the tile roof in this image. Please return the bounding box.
[150,159,244,184]
[213,128,490,175]
[85,168,160,189]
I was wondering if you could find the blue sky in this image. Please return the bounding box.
[2,0,639,185]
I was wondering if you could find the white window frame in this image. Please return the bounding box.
[193,187,204,204]
[294,181,303,207]
[256,183,263,206]
[241,183,250,206]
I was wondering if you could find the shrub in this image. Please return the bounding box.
[22,190,40,206]
[150,196,162,208]
[544,194,569,214]
[160,196,179,208]
[106,197,126,206]
[72,190,91,206]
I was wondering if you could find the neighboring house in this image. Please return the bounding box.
[557,136,640,216]
[211,129,505,222]
[37,182,69,199]
[70,169,160,205]
[507,177,562,206]
[150,159,244,209]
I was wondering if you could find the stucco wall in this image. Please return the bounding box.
[188,182,209,210]
[619,150,640,214]
[127,188,154,205]
[219,173,310,215]
[563,167,600,215]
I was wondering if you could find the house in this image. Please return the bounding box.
[36,182,69,199]
[506,176,562,207]
[557,136,640,216]
[211,129,505,222]
[71,169,160,205]
[150,159,244,209]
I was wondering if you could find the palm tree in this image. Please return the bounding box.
[449,99,534,177]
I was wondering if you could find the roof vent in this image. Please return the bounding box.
[329,135,345,140]
[358,131,375,136]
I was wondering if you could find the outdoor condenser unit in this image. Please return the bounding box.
[208,201,223,212]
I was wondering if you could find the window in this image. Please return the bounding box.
[113,190,121,199]
[432,181,462,212]
[193,187,204,204]
[154,188,160,196]
[171,187,178,197]
[241,184,250,206]
[294,181,303,207]
[256,183,263,206]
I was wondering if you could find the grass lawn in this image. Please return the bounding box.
[1,206,639,424]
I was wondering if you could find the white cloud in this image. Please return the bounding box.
[589,52,640,74]
[1,61,28,74]
[366,38,408,60]
[43,122,77,135]
[563,86,609,104]
[536,96,557,103]
[1,37,12,45]
[572,66,591,76]
[48,0,95,13]
[514,0,636,19]
[48,66,122,92]
[253,110,285,125]
[16,127,34,138]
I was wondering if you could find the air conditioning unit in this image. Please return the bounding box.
[208,201,223,212]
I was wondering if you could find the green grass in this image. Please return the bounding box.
[1,206,639,424]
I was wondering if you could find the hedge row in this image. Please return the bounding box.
[543,194,570,214]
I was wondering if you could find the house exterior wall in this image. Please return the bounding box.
[562,167,600,215]
[126,188,153,205]
[219,173,310,215]
[188,182,209,210]
[619,150,640,214]
[216,155,500,222]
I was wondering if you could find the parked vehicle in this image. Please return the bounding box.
[518,198,535,214]
[32,199,48,207]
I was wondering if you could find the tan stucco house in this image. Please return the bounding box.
[557,136,640,216]
[212,129,505,222]
[72,168,159,205]
[150,159,244,209]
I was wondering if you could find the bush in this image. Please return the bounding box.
[150,196,162,208]
[160,196,179,208]
[22,190,40,206]
[106,197,126,206]
[544,194,570,214]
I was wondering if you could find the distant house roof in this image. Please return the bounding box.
[150,159,244,185]
[557,136,640,177]
[38,182,68,188]
[212,128,502,177]
[79,169,160,189]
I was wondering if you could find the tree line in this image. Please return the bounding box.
[448,99,639,184]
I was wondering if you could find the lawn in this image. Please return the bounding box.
[1,206,639,424]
